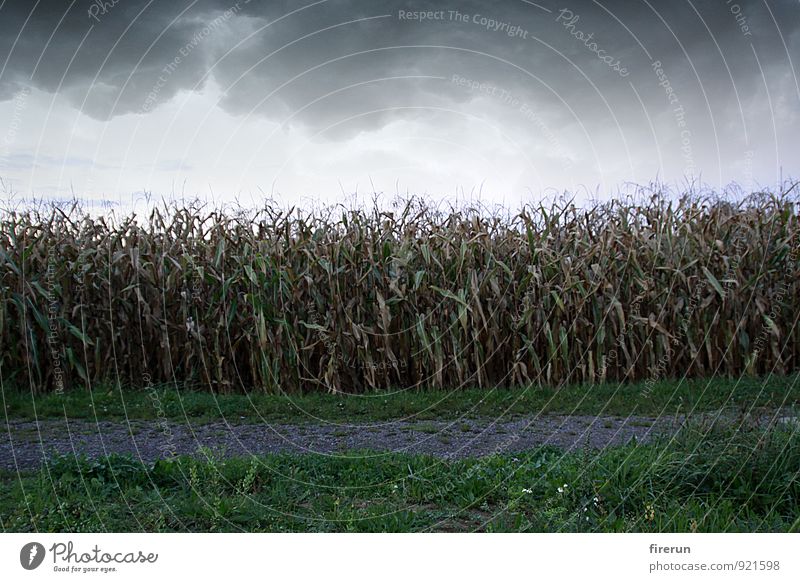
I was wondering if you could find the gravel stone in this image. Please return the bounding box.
[0,414,688,470]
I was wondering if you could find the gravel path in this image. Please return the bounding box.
[0,414,694,470]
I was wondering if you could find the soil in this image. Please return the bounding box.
[0,412,724,471]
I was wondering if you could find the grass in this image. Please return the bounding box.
[3,373,798,424]
[2,422,797,532]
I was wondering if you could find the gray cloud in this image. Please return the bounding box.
[0,0,798,195]
[0,1,796,126]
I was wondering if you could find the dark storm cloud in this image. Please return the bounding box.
[0,0,798,141]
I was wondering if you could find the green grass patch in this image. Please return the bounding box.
[3,374,798,424]
[2,423,798,532]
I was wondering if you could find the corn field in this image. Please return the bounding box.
[1,190,798,394]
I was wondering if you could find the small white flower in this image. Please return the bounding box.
[522,488,532,494]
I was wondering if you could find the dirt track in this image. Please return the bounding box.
[1,413,695,470]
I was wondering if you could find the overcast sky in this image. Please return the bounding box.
[0,0,798,210]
